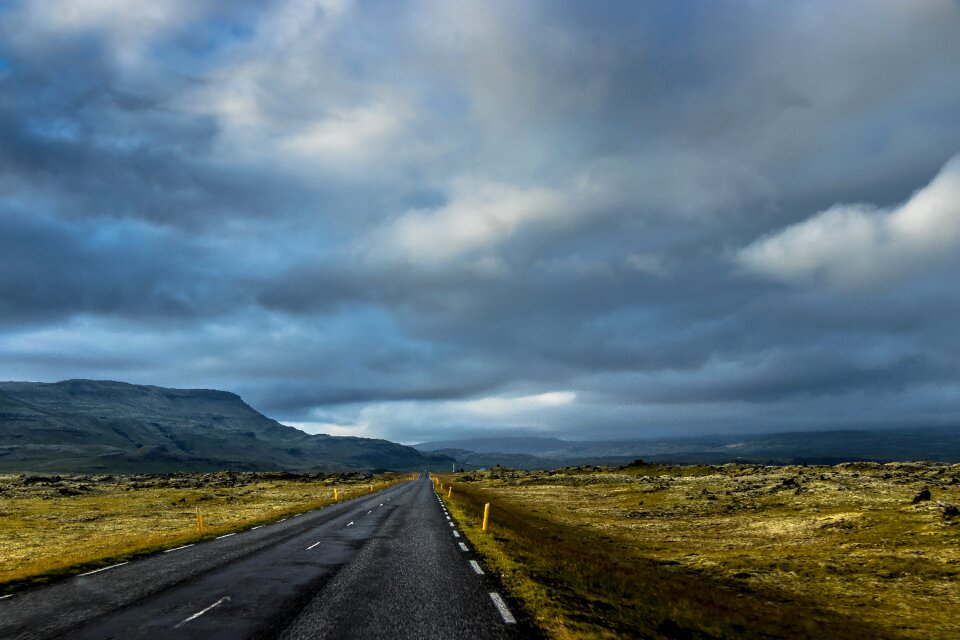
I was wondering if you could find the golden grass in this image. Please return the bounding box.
[436,463,960,639]
[0,472,411,592]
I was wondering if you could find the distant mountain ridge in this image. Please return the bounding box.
[414,427,960,469]
[0,379,451,473]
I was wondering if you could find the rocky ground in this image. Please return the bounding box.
[0,470,377,498]
[453,461,960,639]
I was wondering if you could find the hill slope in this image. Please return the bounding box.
[0,380,449,473]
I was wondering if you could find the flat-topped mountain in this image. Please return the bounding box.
[0,379,450,473]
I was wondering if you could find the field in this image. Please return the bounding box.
[436,462,960,639]
[0,471,406,592]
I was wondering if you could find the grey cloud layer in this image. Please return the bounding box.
[1,0,959,442]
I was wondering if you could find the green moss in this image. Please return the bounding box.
[438,464,960,639]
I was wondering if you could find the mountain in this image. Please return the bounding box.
[0,379,451,473]
[414,427,960,469]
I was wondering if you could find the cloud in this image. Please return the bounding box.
[280,103,404,165]
[623,253,665,276]
[367,180,570,265]
[2,0,960,445]
[737,153,960,288]
[286,420,372,438]
[457,391,576,416]
[9,0,204,68]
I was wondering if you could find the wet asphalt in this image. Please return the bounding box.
[0,474,537,639]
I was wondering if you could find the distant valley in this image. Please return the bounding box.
[416,427,960,469]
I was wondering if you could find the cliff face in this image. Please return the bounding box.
[0,380,449,473]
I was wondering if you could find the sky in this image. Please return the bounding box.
[1,1,959,445]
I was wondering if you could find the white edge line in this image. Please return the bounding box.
[0,594,13,599]
[469,560,484,575]
[452,530,460,537]
[78,562,128,577]
[459,542,469,551]
[489,592,517,624]
[175,596,230,629]
[251,525,263,530]
[164,544,194,553]
[215,533,236,540]
[307,541,321,550]
[449,522,455,527]
[278,518,287,522]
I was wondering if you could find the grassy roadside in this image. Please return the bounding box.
[0,471,413,593]
[433,465,960,640]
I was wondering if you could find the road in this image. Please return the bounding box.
[0,473,537,639]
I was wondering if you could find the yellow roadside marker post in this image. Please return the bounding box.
[447,486,452,498]
[196,507,204,533]
[482,503,490,532]
[334,488,339,501]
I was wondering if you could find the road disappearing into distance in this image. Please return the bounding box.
[0,473,532,639]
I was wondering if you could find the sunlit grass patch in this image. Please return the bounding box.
[0,472,408,592]
[437,463,960,639]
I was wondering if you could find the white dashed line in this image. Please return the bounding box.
[448,522,455,527]
[251,525,263,530]
[452,530,460,538]
[469,560,484,575]
[0,594,14,600]
[78,562,128,577]
[346,521,354,527]
[164,544,194,553]
[278,518,287,522]
[307,541,321,550]
[459,542,469,552]
[446,515,451,520]
[489,592,516,624]
[293,514,301,518]
[379,503,384,507]
[215,533,236,540]
[175,596,231,628]
[367,510,372,514]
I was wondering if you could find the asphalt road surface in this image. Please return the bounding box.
[0,473,538,639]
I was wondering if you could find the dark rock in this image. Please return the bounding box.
[913,488,932,503]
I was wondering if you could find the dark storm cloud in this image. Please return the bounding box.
[2,1,959,442]
[0,209,244,326]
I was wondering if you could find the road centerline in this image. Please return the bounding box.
[174,596,231,629]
